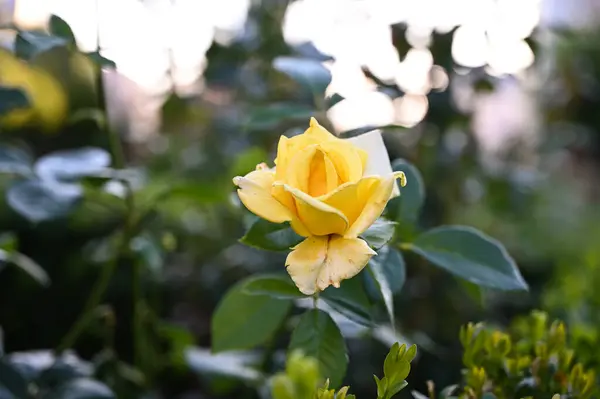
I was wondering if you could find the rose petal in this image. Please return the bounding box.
[286,235,376,295]
[344,171,406,238]
[277,183,348,236]
[319,176,382,227]
[346,129,401,198]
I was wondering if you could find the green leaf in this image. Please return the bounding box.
[325,93,345,109]
[7,179,79,223]
[440,385,459,398]
[49,15,76,44]
[361,219,397,250]
[387,380,408,398]
[0,87,30,115]
[48,378,115,399]
[245,103,316,132]
[368,245,405,325]
[84,52,116,68]
[0,146,33,175]
[388,159,425,224]
[273,57,332,97]
[240,218,303,252]
[185,347,263,383]
[34,147,111,183]
[411,391,429,399]
[0,248,50,286]
[321,277,373,326]
[212,278,292,353]
[0,359,29,399]
[289,309,347,388]
[243,273,305,299]
[15,31,68,60]
[408,226,528,291]
[230,147,269,178]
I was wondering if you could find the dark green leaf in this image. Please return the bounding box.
[240,218,303,252]
[325,93,344,109]
[371,245,406,295]
[289,309,347,387]
[242,273,304,299]
[0,359,29,399]
[130,234,164,276]
[185,347,263,383]
[409,226,528,291]
[368,245,405,325]
[47,378,115,399]
[412,391,429,399]
[34,147,111,183]
[361,219,397,250]
[49,15,76,44]
[388,159,425,224]
[212,278,292,353]
[15,31,68,60]
[7,179,79,223]
[0,146,33,175]
[321,277,372,326]
[84,52,116,68]
[245,103,316,131]
[0,87,30,115]
[0,249,50,286]
[273,57,332,97]
[440,385,459,398]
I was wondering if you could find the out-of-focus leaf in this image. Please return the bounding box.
[361,219,397,250]
[230,147,269,178]
[47,378,115,399]
[388,159,425,225]
[130,234,164,276]
[185,348,263,383]
[289,309,347,388]
[15,31,68,60]
[0,360,29,399]
[212,278,292,353]
[243,273,304,299]
[7,179,79,223]
[159,323,195,368]
[48,15,76,44]
[0,249,49,286]
[240,218,303,252]
[245,103,316,131]
[273,57,332,97]
[0,146,33,175]
[34,147,111,183]
[409,226,528,291]
[321,277,373,327]
[0,87,30,115]
[84,52,116,69]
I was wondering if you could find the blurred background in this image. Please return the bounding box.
[2,0,600,397]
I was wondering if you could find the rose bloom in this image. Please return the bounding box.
[233,118,405,295]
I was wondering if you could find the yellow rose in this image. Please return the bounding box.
[233,118,406,295]
[0,49,68,133]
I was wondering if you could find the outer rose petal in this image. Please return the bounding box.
[277,183,348,236]
[286,235,376,295]
[346,130,401,198]
[344,171,407,238]
[232,169,294,224]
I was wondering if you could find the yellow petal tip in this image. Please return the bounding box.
[232,176,242,186]
[309,117,319,127]
[394,171,407,187]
